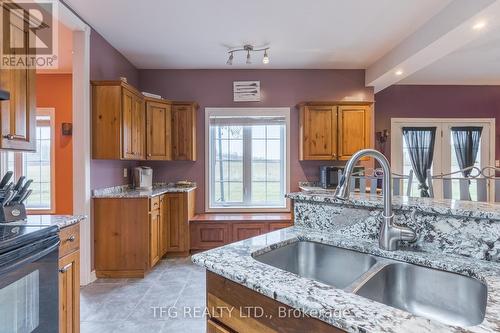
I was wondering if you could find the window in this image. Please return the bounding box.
[0,108,55,212]
[391,118,495,201]
[206,108,290,211]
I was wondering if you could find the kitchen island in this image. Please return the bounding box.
[192,192,500,333]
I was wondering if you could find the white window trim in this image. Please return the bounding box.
[391,118,496,201]
[205,107,291,213]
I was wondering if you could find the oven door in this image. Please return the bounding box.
[0,236,60,333]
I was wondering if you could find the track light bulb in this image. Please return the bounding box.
[262,50,269,64]
[226,52,233,65]
[246,51,251,64]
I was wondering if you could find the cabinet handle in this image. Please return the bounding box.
[67,235,76,242]
[59,263,72,273]
[3,134,23,140]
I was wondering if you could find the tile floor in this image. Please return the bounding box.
[81,257,207,333]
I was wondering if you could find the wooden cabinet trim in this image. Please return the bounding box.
[59,224,80,258]
[207,272,345,333]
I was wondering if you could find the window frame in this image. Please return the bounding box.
[205,108,291,212]
[0,108,56,214]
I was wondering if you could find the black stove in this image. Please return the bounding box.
[0,223,60,332]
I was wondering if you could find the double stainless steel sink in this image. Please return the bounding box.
[254,241,487,327]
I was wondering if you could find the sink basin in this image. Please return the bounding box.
[254,241,377,289]
[355,263,487,326]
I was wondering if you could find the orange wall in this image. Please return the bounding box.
[36,74,73,215]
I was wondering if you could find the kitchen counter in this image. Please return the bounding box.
[92,183,197,199]
[193,193,500,332]
[6,214,86,229]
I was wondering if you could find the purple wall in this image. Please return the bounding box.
[375,85,500,161]
[90,30,139,189]
[139,69,374,213]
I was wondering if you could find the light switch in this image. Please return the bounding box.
[496,160,500,168]
[123,168,128,178]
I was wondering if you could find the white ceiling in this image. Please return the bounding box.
[401,25,500,85]
[64,0,452,69]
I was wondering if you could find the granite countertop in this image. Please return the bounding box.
[192,225,500,333]
[6,215,86,229]
[92,183,197,199]
[287,191,500,221]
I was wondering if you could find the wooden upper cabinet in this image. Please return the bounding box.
[172,102,198,161]
[0,10,36,151]
[146,99,172,160]
[300,106,337,160]
[338,105,372,160]
[299,102,372,161]
[92,81,145,160]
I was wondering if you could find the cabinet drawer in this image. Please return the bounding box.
[150,196,160,211]
[59,224,80,258]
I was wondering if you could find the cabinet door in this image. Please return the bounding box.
[269,222,293,231]
[146,101,172,160]
[165,193,189,253]
[172,104,196,161]
[159,196,168,256]
[122,89,145,160]
[59,250,80,333]
[132,96,146,159]
[122,89,135,159]
[338,105,371,160]
[0,18,36,151]
[232,223,268,241]
[300,106,337,160]
[150,211,160,268]
[207,319,233,333]
[190,222,231,250]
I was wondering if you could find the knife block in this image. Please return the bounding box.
[0,203,27,223]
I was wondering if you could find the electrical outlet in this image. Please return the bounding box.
[123,168,128,178]
[496,160,500,168]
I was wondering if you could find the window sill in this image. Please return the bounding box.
[206,207,290,213]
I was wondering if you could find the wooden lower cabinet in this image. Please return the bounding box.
[58,223,80,333]
[190,214,293,251]
[94,190,195,277]
[190,222,231,251]
[164,191,196,256]
[149,208,161,268]
[231,223,268,241]
[207,272,344,333]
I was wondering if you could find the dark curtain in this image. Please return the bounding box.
[402,127,437,197]
[451,127,483,178]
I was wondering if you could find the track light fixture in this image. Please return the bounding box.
[226,52,234,65]
[226,44,270,65]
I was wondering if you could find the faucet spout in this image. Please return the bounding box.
[334,149,417,251]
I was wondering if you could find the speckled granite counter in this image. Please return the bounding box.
[92,183,197,199]
[193,193,500,332]
[289,190,500,221]
[6,215,86,229]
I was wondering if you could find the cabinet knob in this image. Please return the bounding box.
[67,235,76,242]
[3,134,14,140]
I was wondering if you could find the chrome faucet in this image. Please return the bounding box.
[334,149,416,251]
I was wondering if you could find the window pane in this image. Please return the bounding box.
[228,182,243,202]
[214,140,228,160]
[229,140,243,160]
[228,126,243,139]
[266,182,282,202]
[266,162,281,181]
[40,126,50,140]
[252,140,266,160]
[267,125,281,139]
[252,162,266,181]
[214,182,228,203]
[252,126,266,139]
[251,182,266,202]
[266,140,281,160]
[229,161,243,181]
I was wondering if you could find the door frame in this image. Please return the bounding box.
[391,118,496,201]
[58,1,94,285]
